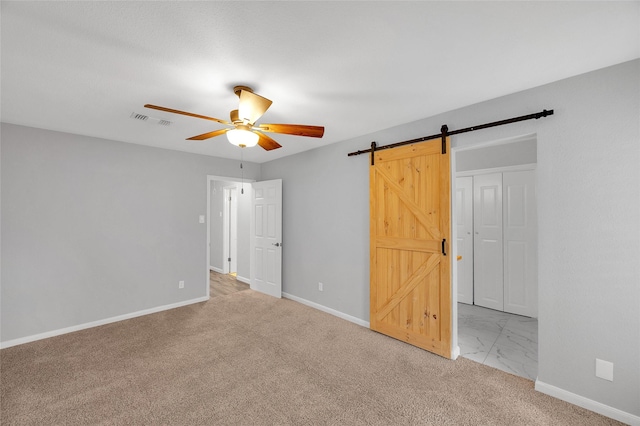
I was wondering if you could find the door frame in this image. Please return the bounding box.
[222,185,238,274]
[450,133,538,359]
[206,175,255,299]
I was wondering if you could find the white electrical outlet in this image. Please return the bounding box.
[199,215,205,224]
[179,280,185,289]
[318,282,323,292]
[595,358,613,381]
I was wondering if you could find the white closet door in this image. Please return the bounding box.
[473,173,503,311]
[503,170,537,317]
[456,177,474,305]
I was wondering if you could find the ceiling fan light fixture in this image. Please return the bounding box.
[227,128,259,148]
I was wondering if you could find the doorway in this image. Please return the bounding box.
[206,176,253,299]
[205,175,283,300]
[452,135,539,380]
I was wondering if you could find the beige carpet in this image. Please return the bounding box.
[1,290,621,425]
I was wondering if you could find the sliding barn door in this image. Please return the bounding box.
[370,138,452,358]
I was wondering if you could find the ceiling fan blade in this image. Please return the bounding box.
[186,128,228,141]
[238,90,273,125]
[257,123,324,138]
[256,131,282,151]
[144,104,230,125]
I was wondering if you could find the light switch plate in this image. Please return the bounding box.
[199,215,205,223]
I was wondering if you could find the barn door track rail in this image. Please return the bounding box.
[348,109,554,161]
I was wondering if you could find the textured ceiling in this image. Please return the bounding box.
[2,1,638,163]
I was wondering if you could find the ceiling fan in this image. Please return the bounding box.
[144,86,324,151]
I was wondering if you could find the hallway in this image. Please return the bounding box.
[210,270,249,298]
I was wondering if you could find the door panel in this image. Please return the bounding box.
[250,179,282,298]
[473,173,503,311]
[370,138,452,358]
[503,170,537,317]
[455,177,473,304]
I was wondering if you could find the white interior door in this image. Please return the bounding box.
[456,177,474,305]
[473,173,504,311]
[503,170,537,317]
[250,179,282,298]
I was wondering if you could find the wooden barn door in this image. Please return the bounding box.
[369,138,452,358]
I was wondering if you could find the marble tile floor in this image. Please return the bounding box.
[458,303,538,381]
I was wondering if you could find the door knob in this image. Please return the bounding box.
[272,242,282,247]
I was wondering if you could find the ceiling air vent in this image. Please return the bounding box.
[130,112,171,126]
[130,112,149,121]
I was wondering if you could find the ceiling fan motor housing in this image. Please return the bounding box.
[233,85,253,97]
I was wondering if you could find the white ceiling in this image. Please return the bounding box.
[2,1,638,164]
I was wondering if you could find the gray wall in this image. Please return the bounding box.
[1,124,260,342]
[209,180,251,280]
[456,136,537,172]
[265,140,371,317]
[262,60,639,417]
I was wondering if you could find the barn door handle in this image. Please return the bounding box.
[442,239,447,256]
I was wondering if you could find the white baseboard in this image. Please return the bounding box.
[535,380,640,425]
[282,292,370,328]
[0,296,210,349]
[210,266,223,273]
[236,275,250,285]
[452,345,461,360]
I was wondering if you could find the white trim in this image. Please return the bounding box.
[535,380,640,425]
[210,266,223,274]
[236,275,250,285]
[452,345,460,360]
[282,292,370,328]
[222,185,238,275]
[222,186,231,274]
[456,163,536,177]
[206,177,212,299]
[0,296,209,349]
